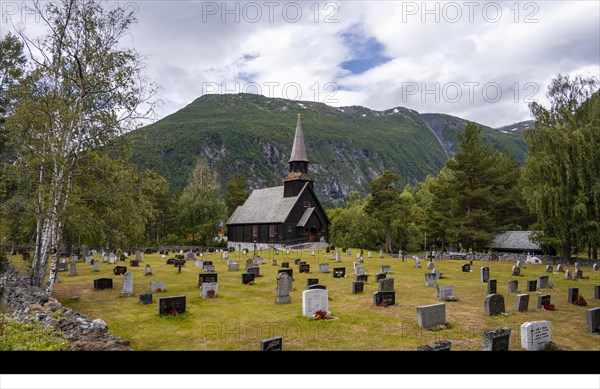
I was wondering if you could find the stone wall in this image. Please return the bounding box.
[0,268,132,351]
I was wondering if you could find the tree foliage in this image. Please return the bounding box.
[224,173,249,216]
[364,171,402,253]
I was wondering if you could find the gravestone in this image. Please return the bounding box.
[282,262,289,268]
[378,278,394,292]
[432,268,442,280]
[204,264,215,272]
[130,260,139,267]
[379,249,384,259]
[593,263,599,271]
[508,280,519,293]
[427,262,434,270]
[482,328,511,351]
[413,258,421,268]
[575,269,583,279]
[203,261,213,269]
[417,303,446,329]
[537,275,549,289]
[480,267,490,283]
[198,273,218,288]
[557,264,563,272]
[259,336,282,351]
[247,267,260,277]
[353,262,360,271]
[186,251,195,261]
[158,296,186,316]
[462,264,471,272]
[93,278,113,290]
[416,340,452,351]
[145,264,152,276]
[520,321,551,351]
[113,266,127,275]
[294,258,301,266]
[253,256,264,265]
[356,274,368,283]
[223,251,228,260]
[587,308,600,333]
[57,263,68,272]
[302,289,328,317]
[271,260,277,266]
[380,265,391,274]
[311,250,315,256]
[299,263,310,274]
[355,267,366,276]
[487,279,497,295]
[367,251,372,259]
[307,278,319,288]
[545,265,553,273]
[194,260,204,268]
[515,294,529,312]
[527,280,537,292]
[166,258,175,265]
[228,263,239,271]
[278,268,293,278]
[537,294,551,309]
[92,260,99,272]
[516,260,523,268]
[373,273,384,283]
[511,266,520,276]
[565,269,572,280]
[352,281,364,294]
[318,263,329,273]
[136,250,143,262]
[121,272,133,297]
[436,286,455,301]
[101,254,108,263]
[425,273,437,287]
[484,294,505,316]
[138,293,152,305]
[308,284,326,290]
[69,263,77,276]
[568,287,579,304]
[242,273,255,284]
[276,273,293,304]
[243,249,248,255]
[373,291,396,306]
[175,254,184,260]
[201,282,218,298]
[246,259,254,269]
[595,285,600,299]
[333,267,345,278]
[335,251,341,262]
[150,281,165,293]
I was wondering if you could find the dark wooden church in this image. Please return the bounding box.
[226,114,330,247]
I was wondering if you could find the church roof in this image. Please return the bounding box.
[296,207,315,227]
[288,114,308,162]
[489,231,541,251]
[227,183,309,225]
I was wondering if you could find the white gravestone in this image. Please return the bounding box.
[302,289,329,317]
[201,282,218,298]
[417,303,446,329]
[150,281,165,293]
[195,260,204,268]
[355,267,366,276]
[318,263,329,273]
[367,251,372,258]
[121,272,133,297]
[520,321,551,351]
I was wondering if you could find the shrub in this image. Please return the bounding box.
[0,315,70,351]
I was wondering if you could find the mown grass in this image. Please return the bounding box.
[13,249,600,351]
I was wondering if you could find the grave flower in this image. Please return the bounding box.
[543,303,555,311]
[168,307,178,316]
[155,288,162,293]
[573,296,587,306]
[245,281,255,286]
[378,300,388,308]
[314,310,332,320]
[206,289,216,298]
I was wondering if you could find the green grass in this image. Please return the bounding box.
[16,250,600,351]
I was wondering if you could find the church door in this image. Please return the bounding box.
[309,227,318,242]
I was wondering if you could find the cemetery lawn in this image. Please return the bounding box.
[16,251,600,351]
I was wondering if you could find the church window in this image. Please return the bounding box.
[304,201,311,208]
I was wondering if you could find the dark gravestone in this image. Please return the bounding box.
[487,279,497,295]
[57,263,68,272]
[515,294,529,312]
[93,278,113,290]
[352,281,364,294]
[281,262,289,268]
[247,267,260,277]
[113,266,127,276]
[546,265,553,273]
[259,336,282,351]
[198,273,218,288]
[278,268,293,279]
[166,258,176,265]
[307,278,319,288]
[417,340,452,351]
[587,307,600,333]
[484,294,505,316]
[508,280,518,293]
[299,263,310,274]
[333,267,346,278]
[537,275,549,289]
[568,287,579,304]
[158,296,186,316]
[375,273,386,283]
[595,285,600,300]
[482,328,511,351]
[527,280,537,292]
[537,294,551,309]
[378,278,394,292]
[462,264,471,272]
[242,273,256,284]
[373,291,395,306]
[176,254,184,260]
[294,258,301,265]
[480,267,490,283]
[575,268,583,279]
[308,284,326,290]
[356,274,368,283]
[130,260,139,267]
[511,266,520,276]
[138,293,153,305]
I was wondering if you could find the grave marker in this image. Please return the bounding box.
[302,289,328,317]
[527,280,537,292]
[356,274,368,283]
[150,281,165,293]
[373,291,396,306]
[307,278,319,288]
[281,262,289,268]
[565,269,572,280]
[436,286,455,301]
[228,263,239,271]
[520,321,551,351]
[318,263,329,273]
[568,287,579,304]
[158,296,186,316]
[511,266,520,276]
[242,273,255,284]
[425,273,437,287]
[352,281,364,294]
[93,278,113,290]
[259,336,282,351]
[247,267,260,277]
[417,303,446,329]
[380,265,391,274]
[482,328,511,351]
[480,267,490,283]
[130,260,139,267]
[537,275,549,289]
[333,267,345,278]
[462,264,471,272]
[198,273,218,288]
[278,268,293,279]
[121,272,133,297]
[276,273,293,304]
[145,264,152,276]
[587,308,600,333]
[416,341,451,351]
[515,294,529,312]
[545,265,553,273]
[201,282,218,298]
[508,280,518,293]
[484,294,506,316]
[308,284,326,290]
[299,263,310,273]
[113,266,127,276]
[69,263,77,276]
[487,279,497,295]
[138,293,152,305]
[92,260,99,272]
[378,278,394,292]
[537,294,551,309]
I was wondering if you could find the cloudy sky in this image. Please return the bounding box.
[2,0,599,127]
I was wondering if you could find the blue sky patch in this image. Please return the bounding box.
[340,29,391,74]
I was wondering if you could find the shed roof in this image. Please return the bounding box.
[489,231,541,251]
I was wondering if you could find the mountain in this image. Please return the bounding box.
[495,120,535,135]
[124,93,529,207]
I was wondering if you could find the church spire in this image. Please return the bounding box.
[288,113,309,163]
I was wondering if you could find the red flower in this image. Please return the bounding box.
[155,288,162,293]
[378,301,388,308]
[574,297,588,306]
[168,307,178,316]
[543,303,555,311]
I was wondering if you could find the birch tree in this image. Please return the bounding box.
[7,0,156,293]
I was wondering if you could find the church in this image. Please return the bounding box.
[226,114,330,249]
